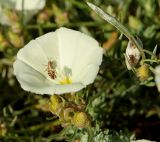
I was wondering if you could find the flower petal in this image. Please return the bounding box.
[0,6,11,26]
[155,65,160,92]
[35,32,60,66]
[73,64,99,85]
[56,27,81,69]
[11,0,46,11]
[14,60,56,95]
[17,40,48,77]
[56,27,103,78]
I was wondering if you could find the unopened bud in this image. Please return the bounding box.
[37,9,51,24]
[49,95,62,115]
[11,23,22,34]
[52,4,69,26]
[125,41,141,70]
[0,122,7,137]
[5,9,19,25]
[72,112,90,128]
[137,64,149,81]
[8,31,24,48]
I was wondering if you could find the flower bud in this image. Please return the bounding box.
[37,9,52,24]
[8,31,24,48]
[5,9,19,25]
[11,23,22,34]
[0,122,7,137]
[125,41,141,70]
[52,4,69,26]
[137,64,149,81]
[72,112,90,128]
[49,95,62,115]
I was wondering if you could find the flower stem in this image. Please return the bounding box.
[87,2,146,61]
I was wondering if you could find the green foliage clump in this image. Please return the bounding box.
[0,0,160,141]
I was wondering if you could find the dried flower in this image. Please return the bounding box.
[13,27,103,95]
[125,41,141,70]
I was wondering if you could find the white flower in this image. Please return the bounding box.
[125,41,141,70]
[131,139,156,142]
[13,27,103,95]
[0,0,46,25]
[155,65,160,92]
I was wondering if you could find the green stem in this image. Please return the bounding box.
[87,127,94,142]
[87,2,146,61]
[143,59,160,63]
[143,49,157,59]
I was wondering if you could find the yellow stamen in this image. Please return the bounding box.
[60,76,72,85]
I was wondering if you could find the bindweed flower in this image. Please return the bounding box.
[155,65,160,92]
[13,27,103,95]
[0,0,46,25]
[125,41,141,70]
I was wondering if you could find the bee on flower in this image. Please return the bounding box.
[13,27,103,95]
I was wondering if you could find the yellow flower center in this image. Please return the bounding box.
[60,76,72,85]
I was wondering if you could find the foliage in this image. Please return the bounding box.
[0,0,160,141]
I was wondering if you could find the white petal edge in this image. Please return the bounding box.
[155,65,160,92]
[14,60,57,95]
[17,39,49,78]
[0,6,11,26]
[131,140,155,142]
[11,0,46,11]
[14,60,85,95]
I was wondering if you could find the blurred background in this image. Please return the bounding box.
[0,0,160,141]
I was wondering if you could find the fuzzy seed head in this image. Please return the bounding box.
[137,64,149,81]
[72,112,90,128]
